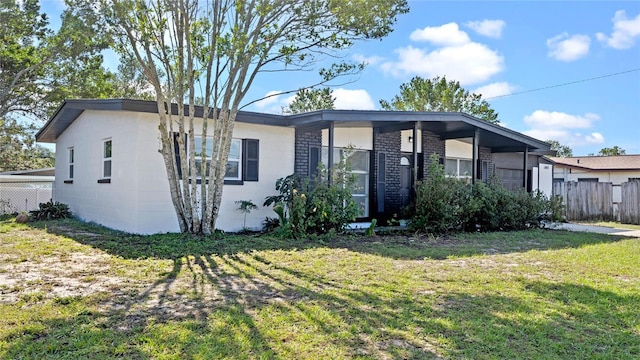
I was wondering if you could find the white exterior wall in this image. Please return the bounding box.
[400,130,422,153]
[446,139,472,158]
[54,110,294,234]
[322,128,373,150]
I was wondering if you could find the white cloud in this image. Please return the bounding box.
[465,20,506,39]
[352,54,384,66]
[333,89,376,110]
[596,10,640,49]
[547,33,591,61]
[473,82,517,99]
[522,110,604,147]
[524,110,598,129]
[410,22,470,46]
[381,43,504,85]
[254,90,282,109]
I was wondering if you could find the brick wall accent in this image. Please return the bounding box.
[479,146,493,179]
[372,130,402,217]
[421,130,445,178]
[294,128,322,177]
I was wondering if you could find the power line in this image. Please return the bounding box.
[485,68,640,100]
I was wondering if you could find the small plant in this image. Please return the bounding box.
[29,200,72,221]
[365,219,377,237]
[548,195,566,222]
[235,200,258,230]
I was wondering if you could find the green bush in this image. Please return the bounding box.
[410,154,549,234]
[29,200,72,221]
[264,155,360,238]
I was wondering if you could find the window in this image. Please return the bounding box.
[180,134,258,184]
[578,178,598,182]
[445,158,472,178]
[68,148,74,179]
[321,147,370,217]
[629,178,640,182]
[103,140,112,178]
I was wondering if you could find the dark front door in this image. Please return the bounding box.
[400,156,412,207]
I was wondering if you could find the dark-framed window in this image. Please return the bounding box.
[174,133,258,184]
[102,139,112,179]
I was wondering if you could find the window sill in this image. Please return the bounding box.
[63,180,73,184]
[97,178,111,184]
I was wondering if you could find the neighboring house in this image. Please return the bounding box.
[549,155,640,203]
[0,168,55,213]
[36,99,553,234]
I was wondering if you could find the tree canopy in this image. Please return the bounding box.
[283,88,335,114]
[100,0,409,234]
[379,76,499,124]
[598,146,626,156]
[547,139,573,158]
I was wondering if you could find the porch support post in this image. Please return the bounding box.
[522,146,529,190]
[328,121,335,184]
[472,129,479,185]
[412,121,419,186]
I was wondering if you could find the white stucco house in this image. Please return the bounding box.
[36,99,553,234]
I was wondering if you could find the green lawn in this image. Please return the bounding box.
[1,218,639,359]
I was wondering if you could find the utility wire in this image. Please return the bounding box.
[485,68,640,100]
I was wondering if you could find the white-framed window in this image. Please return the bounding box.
[102,139,112,179]
[321,147,370,217]
[194,137,242,180]
[445,158,472,178]
[68,147,74,179]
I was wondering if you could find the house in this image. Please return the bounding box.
[36,99,553,234]
[0,169,55,213]
[550,155,640,203]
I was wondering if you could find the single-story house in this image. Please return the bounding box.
[549,155,640,203]
[36,99,553,234]
[0,169,55,213]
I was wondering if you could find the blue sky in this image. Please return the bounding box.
[41,0,640,156]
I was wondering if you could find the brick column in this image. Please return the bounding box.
[479,146,493,179]
[372,130,402,217]
[421,130,445,178]
[294,128,322,177]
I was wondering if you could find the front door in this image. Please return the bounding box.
[400,156,412,207]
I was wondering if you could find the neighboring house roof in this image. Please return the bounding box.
[36,99,552,153]
[0,168,56,176]
[549,155,640,171]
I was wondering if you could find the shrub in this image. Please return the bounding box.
[548,195,566,222]
[264,153,360,238]
[29,200,72,221]
[410,154,472,233]
[410,154,549,234]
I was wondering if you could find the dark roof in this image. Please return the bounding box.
[549,155,640,171]
[0,168,55,176]
[36,99,552,152]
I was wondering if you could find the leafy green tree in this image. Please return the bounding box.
[100,0,409,234]
[0,0,117,120]
[283,88,335,114]
[380,76,499,123]
[547,139,573,157]
[0,117,54,172]
[598,146,626,156]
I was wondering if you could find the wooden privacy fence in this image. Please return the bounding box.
[553,181,614,221]
[620,181,640,225]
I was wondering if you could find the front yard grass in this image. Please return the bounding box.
[1,218,639,359]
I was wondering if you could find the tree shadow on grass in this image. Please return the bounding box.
[31,219,636,261]
[5,219,640,358]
